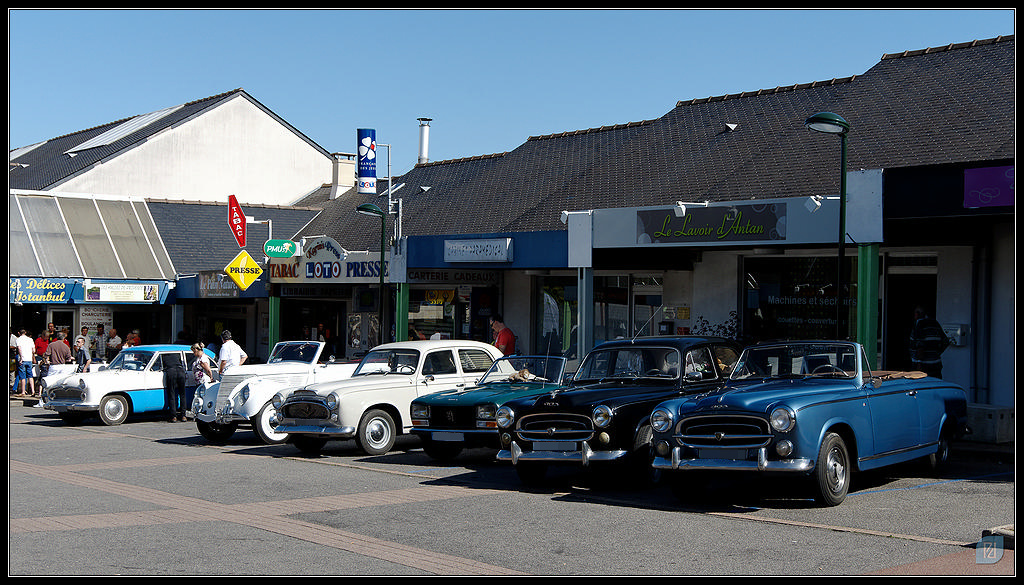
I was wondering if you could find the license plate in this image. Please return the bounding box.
[700,448,748,460]
[431,432,463,442]
[534,441,575,451]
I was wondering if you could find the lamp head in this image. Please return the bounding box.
[356,203,385,217]
[805,112,850,135]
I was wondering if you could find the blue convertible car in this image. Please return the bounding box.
[650,341,969,506]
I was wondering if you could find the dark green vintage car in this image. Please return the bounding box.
[410,355,569,461]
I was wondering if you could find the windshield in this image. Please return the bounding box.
[730,342,860,381]
[354,348,420,376]
[108,350,155,371]
[478,356,567,385]
[574,346,681,382]
[269,342,320,364]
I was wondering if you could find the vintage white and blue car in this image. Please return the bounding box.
[192,340,357,445]
[649,340,970,506]
[44,344,216,426]
[273,340,503,456]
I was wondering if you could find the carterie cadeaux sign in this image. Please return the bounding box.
[267,235,388,285]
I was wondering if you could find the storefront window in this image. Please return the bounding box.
[407,288,455,341]
[743,256,855,342]
[534,277,576,356]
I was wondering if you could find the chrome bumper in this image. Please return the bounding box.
[497,441,628,466]
[44,400,97,413]
[652,446,814,472]
[275,422,356,437]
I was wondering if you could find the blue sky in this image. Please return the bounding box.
[8,9,1015,173]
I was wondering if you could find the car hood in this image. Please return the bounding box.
[229,363,312,376]
[284,374,418,398]
[54,368,139,387]
[416,382,564,406]
[510,380,685,412]
[674,378,856,415]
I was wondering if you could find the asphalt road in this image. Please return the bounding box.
[8,400,1015,576]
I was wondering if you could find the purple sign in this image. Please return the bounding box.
[964,165,1014,208]
[357,128,377,195]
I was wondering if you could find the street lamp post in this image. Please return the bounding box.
[356,202,387,346]
[805,111,850,340]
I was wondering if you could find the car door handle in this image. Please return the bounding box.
[906,390,917,396]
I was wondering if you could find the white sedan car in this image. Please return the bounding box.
[273,340,503,456]
[44,345,215,426]
[192,340,358,444]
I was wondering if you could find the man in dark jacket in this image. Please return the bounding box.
[909,306,951,378]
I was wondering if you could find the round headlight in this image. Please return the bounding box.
[327,392,339,410]
[240,385,250,403]
[769,406,796,432]
[592,405,613,428]
[78,378,87,390]
[271,393,284,409]
[651,407,674,433]
[495,405,514,428]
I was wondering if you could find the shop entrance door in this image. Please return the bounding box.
[884,272,937,371]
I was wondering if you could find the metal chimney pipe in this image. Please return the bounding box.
[417,118,432,165]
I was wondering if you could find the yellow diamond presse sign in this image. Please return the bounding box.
[224,250,264,291]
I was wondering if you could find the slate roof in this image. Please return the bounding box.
[8,89,332,192]
[297,35,1013,252]
[146,200,320,272]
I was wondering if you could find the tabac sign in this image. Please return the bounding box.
[228,194,246,247]
[224,250,263,291]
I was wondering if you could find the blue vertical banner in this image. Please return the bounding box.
[357,128,377,195]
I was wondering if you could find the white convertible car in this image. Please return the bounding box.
[273,340,503,456]
[192,340,358,444]
[44,345,215,426]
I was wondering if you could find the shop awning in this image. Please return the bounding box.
[8,190,176,280]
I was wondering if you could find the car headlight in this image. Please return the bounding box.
[651,407,674,433]
[326,392,339,410]
[769,406,796,432]
[271,393,284,409]
[240,385,250,404]
[411,403,430,419]
[476,403,496,420]
[495,405,514,429]
[78,378,87,390]
[592,404,614,428]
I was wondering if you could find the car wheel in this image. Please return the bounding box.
[357,409,396,455]
[292,435,327,455]
[98,395,129,426]
[627,425,661,486]
[252,401,289,445]
[196,419,238,443]
[421,438,463,461]
[813,432,850,506]
[925,429,952,471]
[514,462,549,486]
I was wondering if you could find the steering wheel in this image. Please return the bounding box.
[811,363,844,375]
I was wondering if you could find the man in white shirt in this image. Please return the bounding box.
[14,329,36,396]
[217,330,247,376]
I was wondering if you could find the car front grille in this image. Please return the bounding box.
[677,414,772,449]
[515,413,594,443]
[280,394,330,420]
[427,405,477,429]
[49,386,83,401]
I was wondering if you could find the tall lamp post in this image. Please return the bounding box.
[357,202,387,346]
[805,111,850,339]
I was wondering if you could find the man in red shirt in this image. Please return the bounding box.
[490,314,516,356]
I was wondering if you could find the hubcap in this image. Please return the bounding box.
[366,418,389,447]
[826,447,847,493]
[104,399,124,420]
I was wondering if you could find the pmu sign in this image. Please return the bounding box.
[228,194,246,247]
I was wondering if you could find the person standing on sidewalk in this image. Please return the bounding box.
[162,350,187,422]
